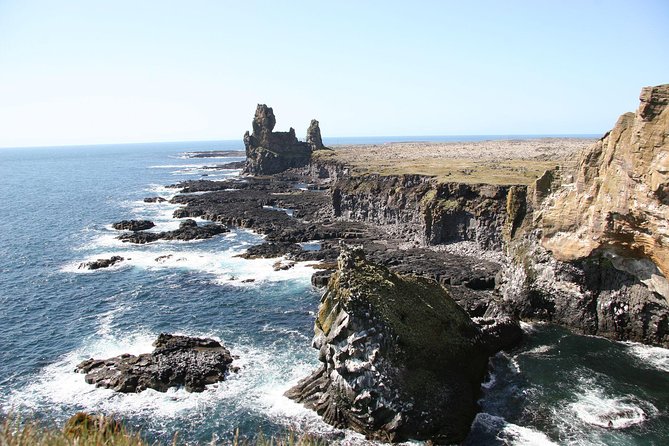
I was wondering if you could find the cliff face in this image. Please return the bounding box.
[243,105,321,175]
[497,85,669,346]
[310,159,517,250]
[287,246,519,444]
[538,85,669,297]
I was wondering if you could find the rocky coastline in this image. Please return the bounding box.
[92,85,667,442]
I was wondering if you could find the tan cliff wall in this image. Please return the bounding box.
[537,84,669,298]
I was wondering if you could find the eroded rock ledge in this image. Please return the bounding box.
[286,246,520,444]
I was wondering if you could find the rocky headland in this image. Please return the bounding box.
[120,86,667,441]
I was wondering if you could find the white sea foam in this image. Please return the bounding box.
[568,386,654,429]
[65,244,318,286]
[471,413,558,446]
[521,344,554,356]
[624,342,669,373]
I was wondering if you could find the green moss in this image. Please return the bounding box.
[329,257,483,373]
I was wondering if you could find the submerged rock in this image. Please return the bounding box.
[76,333,236,393]
[78,256,124,270]
[118,219,228,244]
[111,220,155,231]
[287,245,520,444]
[243,104,315,175]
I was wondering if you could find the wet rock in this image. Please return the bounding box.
[143,196,167,203]
[111,220,155,231]
[78,256,124,270]
[118,219,228,244]
[272,260,295,271]
[75,333,236,393]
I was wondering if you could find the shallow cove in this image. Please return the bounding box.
[0,140,667,445]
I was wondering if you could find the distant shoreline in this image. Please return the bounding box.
[0,134,600,151]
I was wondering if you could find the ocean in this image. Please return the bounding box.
[0,138,667,445]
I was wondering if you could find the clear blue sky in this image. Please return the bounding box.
[0,0,667,147]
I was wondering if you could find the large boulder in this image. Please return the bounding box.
[111,220,155,231]
[76,334,236,393]
[286,245,519,444]
[243,104,316,175]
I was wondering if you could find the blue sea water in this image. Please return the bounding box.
[0,138,667,445]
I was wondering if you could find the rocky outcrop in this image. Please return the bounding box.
[306,119,326,151]
[111,220,155,231]
[118,219,228,244]
[497,84,669,346]
[78,256,124,270]
[243,105,317,175]
[287,246,520,444]
[75,334,236,393]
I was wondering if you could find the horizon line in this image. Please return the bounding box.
[0,132,603,150]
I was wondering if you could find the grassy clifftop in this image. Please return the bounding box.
[314,137,593,185]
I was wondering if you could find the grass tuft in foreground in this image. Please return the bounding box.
[0,414,326,446]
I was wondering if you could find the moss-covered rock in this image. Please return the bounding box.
[287,245,520,444]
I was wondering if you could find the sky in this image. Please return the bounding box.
[0,0,667,148]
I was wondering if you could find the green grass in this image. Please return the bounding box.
[313,149,573,185]
[0,414,326,446]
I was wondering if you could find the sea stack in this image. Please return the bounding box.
[243,104,321,175]
[287,245,520,444]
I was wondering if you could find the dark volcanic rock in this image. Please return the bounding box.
[76,333,236,393]
[204,161,246,170]
[310,269,334,287]
[78,256,124,270]
[287,246,519,444]
[243,104,314,175]
[143,196,167,203]
[306,119,326,151]
[118,219,228,244]
[111,220,155,231]
[184,150,245,158]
